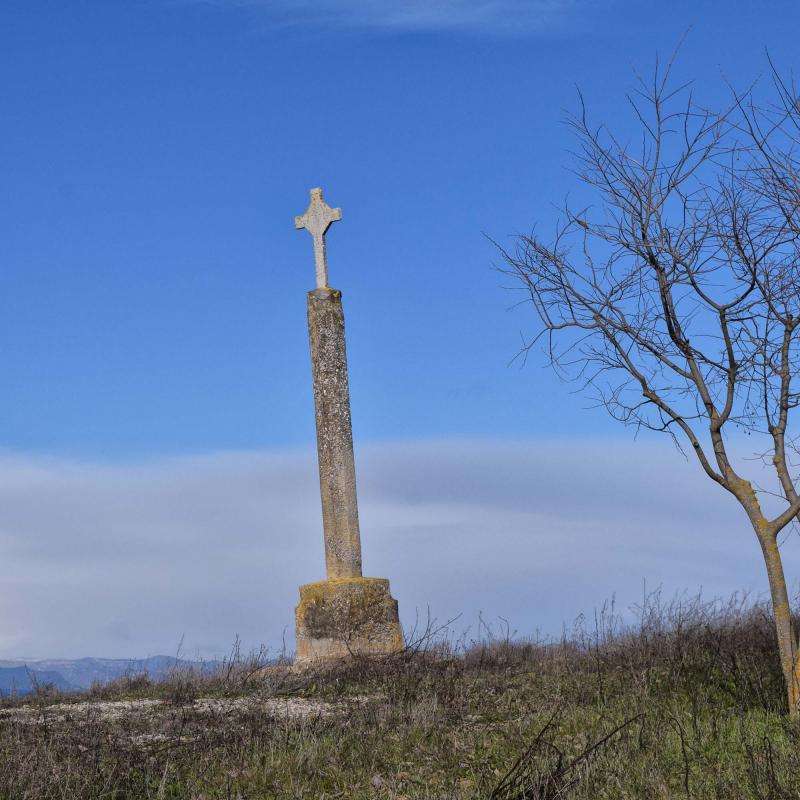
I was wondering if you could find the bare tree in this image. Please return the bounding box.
[500,56,800,714]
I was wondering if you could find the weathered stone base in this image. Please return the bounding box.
[294,577,404,665]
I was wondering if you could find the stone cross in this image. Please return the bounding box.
[295,187,363,580]
[293,187,404,665]
[295,187,342,290]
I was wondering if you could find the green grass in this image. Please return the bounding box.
[1,593,799,799]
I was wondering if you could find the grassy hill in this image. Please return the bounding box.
[1,594,798,799]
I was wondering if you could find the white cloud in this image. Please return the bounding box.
[0,438,795,660]
[190,0,585,34]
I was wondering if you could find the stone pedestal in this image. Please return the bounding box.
[295,577,404,664]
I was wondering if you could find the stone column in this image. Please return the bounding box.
[307,287,362,580]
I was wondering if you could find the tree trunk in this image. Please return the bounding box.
[756,524,800,715]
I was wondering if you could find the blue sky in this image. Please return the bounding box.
[1,0,800,658]
[5,0,798,455]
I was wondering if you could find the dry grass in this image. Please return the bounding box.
[1,592,799,798]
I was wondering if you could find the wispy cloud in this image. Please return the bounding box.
[0,438,791,661]
[189,0,586,34]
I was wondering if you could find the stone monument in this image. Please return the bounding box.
[293,187,404,664]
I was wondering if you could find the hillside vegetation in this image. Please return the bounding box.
[1,594,798,799]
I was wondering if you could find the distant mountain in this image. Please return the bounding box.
[0,655,205,695]
[0,666,75,695]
